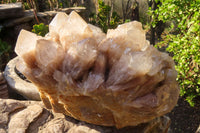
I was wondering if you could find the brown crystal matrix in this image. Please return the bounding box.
[15,11,179,128]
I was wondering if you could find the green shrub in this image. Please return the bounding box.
[89,0,121,33]
[152,0,200,106]
[0,39,11,71]
[32,23,49,37]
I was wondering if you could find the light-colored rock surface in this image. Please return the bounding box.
[0,98,171,133]
[15,11,179,128]
[0,98,74,133]
[0,72,8,99]
[4,57,40,100]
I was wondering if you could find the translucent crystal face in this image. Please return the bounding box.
[107,21,147,51]
[49,12,69,35]
[15,11,179,128]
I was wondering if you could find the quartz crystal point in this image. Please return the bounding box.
[15,30,39,68]
[15,11,179,128]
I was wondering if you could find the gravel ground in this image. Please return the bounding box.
[167,97,200,133]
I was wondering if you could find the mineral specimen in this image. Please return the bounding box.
[15,11,179,128]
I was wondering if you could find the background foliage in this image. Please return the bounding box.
[89,0,121,33]
[0,39,11,71]
[151,0,200,106]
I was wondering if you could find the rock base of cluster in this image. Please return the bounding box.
[0,98,171,133]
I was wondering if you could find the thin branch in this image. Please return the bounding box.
[28,0,40,23]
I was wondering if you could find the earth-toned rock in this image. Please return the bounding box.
[15,11,179,128]
[0,98,171,133]
[0,72,8,99]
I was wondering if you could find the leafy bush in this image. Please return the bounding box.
[32,23,49,37]
[0,39,11,71]
[151,0,200,106]
[89,0,121,33]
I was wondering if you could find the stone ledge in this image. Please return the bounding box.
[0,2,24,19]
[4,57,40,100]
